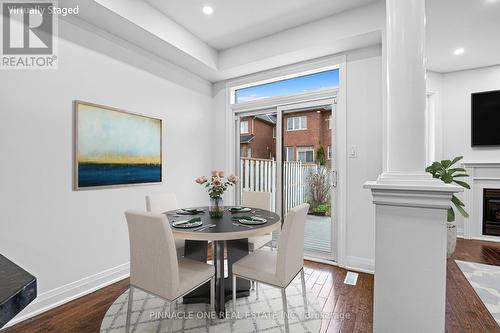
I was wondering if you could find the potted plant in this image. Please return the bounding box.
[425,156,470,257]
[196,171,239,218]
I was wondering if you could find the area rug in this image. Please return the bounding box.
[100,275,322,332]
[455,260,500,326]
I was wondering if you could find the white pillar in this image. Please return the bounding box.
[378,0,433,183]
[365,0,462,332]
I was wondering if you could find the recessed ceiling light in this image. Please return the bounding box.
[202,5,213,15]
[453,48,465,56]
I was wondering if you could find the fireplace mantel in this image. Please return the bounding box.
[462,161,500,242]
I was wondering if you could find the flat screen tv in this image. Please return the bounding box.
[471,90,500,146]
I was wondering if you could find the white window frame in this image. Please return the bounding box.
[287,116,307,131]
[227,54,347,265]
[230,64,340,105]
[327,145,332,160]
[240,120,249,134]
[297,146,314,162]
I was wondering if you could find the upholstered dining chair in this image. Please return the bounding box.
[241,191,274,252]
[125,211,215,333]
[241,191,274,292]
[232,203,309,333]
[146,193,185,256]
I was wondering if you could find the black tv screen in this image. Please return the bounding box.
[472,90,500,146]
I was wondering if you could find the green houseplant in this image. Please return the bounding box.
[316,145,327,166]
[425,156,470,257]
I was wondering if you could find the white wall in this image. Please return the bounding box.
[212,46,383,273]
[430,65,500,233]
[0,19,213,324]
[426,71,444,162]
[344,47,382,271]
[442,65,500,162]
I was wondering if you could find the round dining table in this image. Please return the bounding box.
[165,206,281,318]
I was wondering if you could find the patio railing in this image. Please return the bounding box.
[240,158,318,214]
[240,158,331,254]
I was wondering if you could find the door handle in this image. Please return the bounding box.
[331,170,337,188]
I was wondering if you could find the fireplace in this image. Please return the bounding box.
[483,189,500,236]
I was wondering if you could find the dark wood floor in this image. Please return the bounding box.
[3,239,500,333]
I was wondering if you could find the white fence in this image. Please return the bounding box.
[240,158,318,214]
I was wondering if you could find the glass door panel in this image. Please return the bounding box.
[236,112,278,212]
[281,104,334,257]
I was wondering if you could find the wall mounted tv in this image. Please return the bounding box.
[471,90,500,146]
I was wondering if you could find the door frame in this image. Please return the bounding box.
[278,99,337,260]
[226,55,347,264]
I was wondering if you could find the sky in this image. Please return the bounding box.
[236,69,339,103]
[78,104,161,164]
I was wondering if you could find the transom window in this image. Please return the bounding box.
[287,116,307,131]
[240,121,249,134]
[234,68,339,104]
[297,146,314,162]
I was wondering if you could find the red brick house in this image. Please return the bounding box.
[283,108,332,164]
[240,108,332,163]
[240,114,276,159]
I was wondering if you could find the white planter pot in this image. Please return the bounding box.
[447,222,457,258]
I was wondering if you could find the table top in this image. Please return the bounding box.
[0,254,37,328]
[165,206,281,241]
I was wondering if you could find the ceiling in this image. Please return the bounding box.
[426,0,500,73]
[144,0,379,50]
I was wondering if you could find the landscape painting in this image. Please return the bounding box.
[74,101,162,189]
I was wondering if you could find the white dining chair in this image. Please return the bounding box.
[241,191,274,252]
[232,203,309,333]
[125,210,215,333]
[146,193,185,256]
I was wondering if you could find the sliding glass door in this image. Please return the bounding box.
[235,99,336,260]
[279,101,336,259]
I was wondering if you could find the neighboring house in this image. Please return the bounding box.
[240,108,332,164]
[283,108,332,164]
[240,114,276,159]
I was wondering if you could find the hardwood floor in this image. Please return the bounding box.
[446,239,500,333]
[3,239,499,333]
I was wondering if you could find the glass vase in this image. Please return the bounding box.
[209,196,224,218]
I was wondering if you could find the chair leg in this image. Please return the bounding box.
[167,300,176,333]
[126,286,134,333]
[232,275,237,314]
[300,268,308,313]
[256,281,259,300]
[281,288,289,333]
[210,276,215,312]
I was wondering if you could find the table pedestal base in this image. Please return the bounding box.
[182,239,250,318]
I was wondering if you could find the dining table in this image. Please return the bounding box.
[164,206,281,318]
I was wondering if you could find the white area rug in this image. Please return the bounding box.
[455,260,500,326]
[100,275,321,332]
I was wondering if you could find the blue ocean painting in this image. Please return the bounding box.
[76,102,162,188]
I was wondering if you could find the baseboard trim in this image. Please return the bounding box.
[344,256,375,274]
[457,228,464,238]
[4,262,130,328]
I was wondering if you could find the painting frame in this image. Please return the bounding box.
[73,100,163,190]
